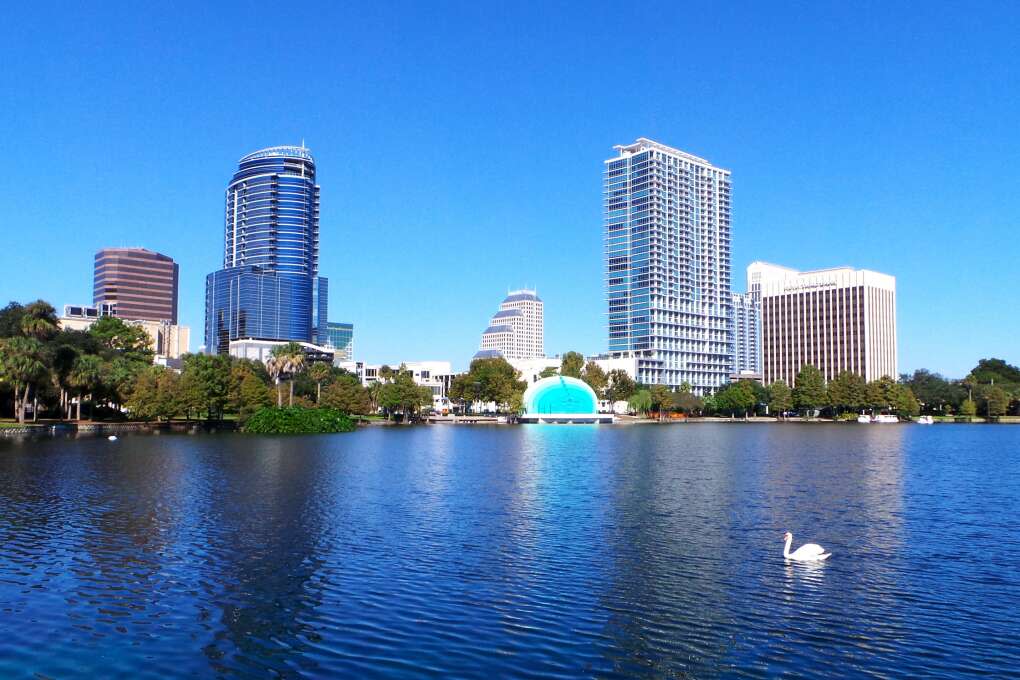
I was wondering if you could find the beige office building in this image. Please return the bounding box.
[752,262,897,385]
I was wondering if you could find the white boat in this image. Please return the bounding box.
[917,415,934,425]
[858,414,900,424]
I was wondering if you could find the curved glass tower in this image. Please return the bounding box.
[205,145,328,354]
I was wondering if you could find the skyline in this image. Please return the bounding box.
[2,3,1018,377]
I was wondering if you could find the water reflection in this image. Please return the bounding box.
[0,425,1018,678]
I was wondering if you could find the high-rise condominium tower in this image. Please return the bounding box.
[474,289,544,360]
[204,145,328,354]
[604,138,732,394]
[753,262,897,385]
[94,248,179,323]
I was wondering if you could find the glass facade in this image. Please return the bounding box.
[324,321,354,361]
[604,138,732,394]
[205,146,328,354]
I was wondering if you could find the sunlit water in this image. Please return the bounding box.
[0,424,1018,678]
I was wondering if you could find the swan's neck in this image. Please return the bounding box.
[783,536,792,558]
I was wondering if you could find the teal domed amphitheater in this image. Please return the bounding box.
[520,376,613,424]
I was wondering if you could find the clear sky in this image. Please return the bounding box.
[1,2,1017,377]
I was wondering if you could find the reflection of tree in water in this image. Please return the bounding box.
[197,437,330,676]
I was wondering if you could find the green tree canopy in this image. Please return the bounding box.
[559,351,585,379]
[628,388,652,415]
[827,371,866,413]
[581,361,608,399]
[606,369,637,402]
[672,390,704,415]
[715,380,757,417]
[89,317,154,364]
[793,365,827,415]
[321,373,372,415]
[768,380,793,417]
[449,357,526,413]
[649,384,672,417]
[0,336,48,423]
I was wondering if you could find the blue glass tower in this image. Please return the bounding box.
[604,138,732,394]
[205,146,328,354]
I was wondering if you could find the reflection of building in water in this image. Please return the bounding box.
[199,438,329,674]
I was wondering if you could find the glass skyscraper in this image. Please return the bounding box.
[205,145,328,354]
[604,138,732,394]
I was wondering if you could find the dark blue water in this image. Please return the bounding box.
[1,424,1018,678]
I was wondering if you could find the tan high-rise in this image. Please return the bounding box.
[752,262,897,385]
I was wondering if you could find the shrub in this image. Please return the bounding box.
[242,407,356,434]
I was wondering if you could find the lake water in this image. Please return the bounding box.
[0,424,1018,678]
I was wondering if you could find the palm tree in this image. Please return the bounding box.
[308,362,332,403]
[265,355,285,407]
[19,300,58,341]
[268,343,306,407]
[0,337,48,424]
[67,355,103,421]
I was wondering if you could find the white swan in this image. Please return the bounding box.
[783,531,831,561]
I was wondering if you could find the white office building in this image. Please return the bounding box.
[753,262,897,385]
[605,138,732,395]
[338,360,456,412]
[474,289,544,360]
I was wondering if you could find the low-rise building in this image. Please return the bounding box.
[338,360,456,412]
[228,338,334,365]
[59,304,190,361]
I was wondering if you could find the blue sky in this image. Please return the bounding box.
[1,2,1017,377]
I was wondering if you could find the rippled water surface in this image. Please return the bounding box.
[1,424,1019,678]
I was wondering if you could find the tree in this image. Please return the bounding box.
[891,384,921,418]
[0,337,48,423]
[180,353,231,419]
[321,374,372,415]
[378,369,433,420]
[19,300,59,341]
[900,369,966,414]
[0,302,26,338]
[308,362,333,403]
[90,316,154,364]
[827,371,866,414]
[986,386,1010,417]
[649,384,672,419]
[125,367,162,421]
[960,398,977,417]
[672,390,704,415]
[538,366,559,379]
[715,380,757,418]
[449,357,526,413]
[793,365,827,417]
[266,342,306,407]
[768,380,793,418]
[559,351,585,379]
[605,369,637,402]
[236,372,273,421]
[67,354,103,421]
[581,361,608,399]
[627,389,652,415]
[865,375,898,413]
